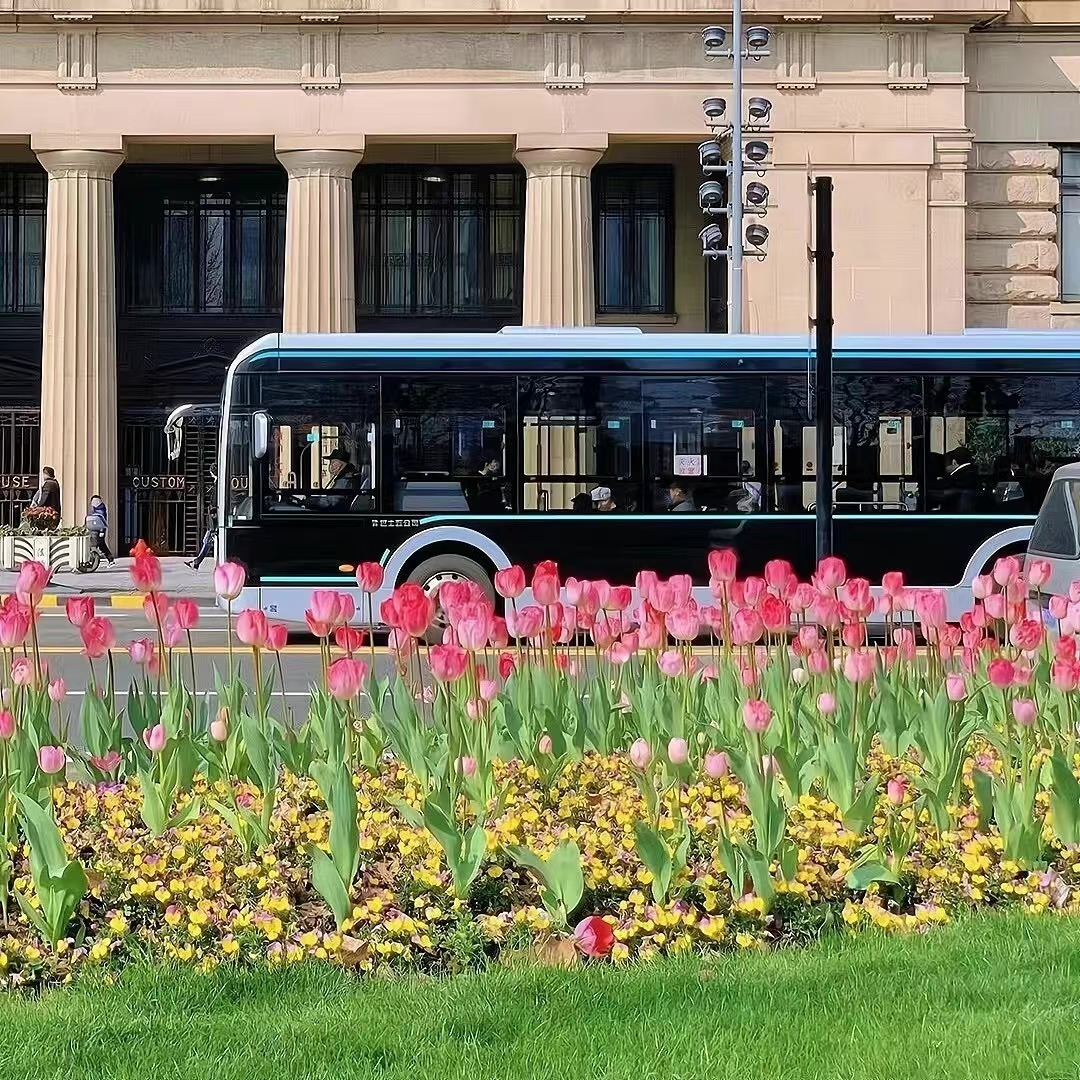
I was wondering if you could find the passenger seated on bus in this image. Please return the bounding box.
[310,448,363,511]
[666,478,697,512]
[572,492,594,513]
[940,446,980,514]
[591,486,617,512]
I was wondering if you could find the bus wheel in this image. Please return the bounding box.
[405,554,495,644]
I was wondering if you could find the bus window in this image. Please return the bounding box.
[256,377,377,514]
[643,376,763,512]
[834,377,922,512]
[926,375,1080,516]
[385,377,514,514]
[519,376,640,512]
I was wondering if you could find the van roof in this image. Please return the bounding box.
[1051,462,1080,481]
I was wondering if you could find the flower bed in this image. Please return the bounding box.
[0,551,1078,987]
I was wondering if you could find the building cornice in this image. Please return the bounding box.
[4,0,1011,26]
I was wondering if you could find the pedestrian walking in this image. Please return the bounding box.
[187,505,217,570]
[85,495,115,565]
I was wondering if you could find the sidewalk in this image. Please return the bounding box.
[0,557,217,606]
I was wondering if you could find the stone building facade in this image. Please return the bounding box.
[0,0,1077,549]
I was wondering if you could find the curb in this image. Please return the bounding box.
[3,594,216,609]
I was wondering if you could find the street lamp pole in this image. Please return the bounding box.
[729,0,744,335]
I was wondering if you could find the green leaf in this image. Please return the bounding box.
[327,763,360,888]
[389,798,424,830]
[845,861,897,891]
[14,793,69,880]
[633,821,673,904]
[456,823,487,896]
[972,768,995,834]
[14,888,51,943]
[738,843,775,910]
[137,771,167,837]
[167,797,202,831]
[240,712,273,793]
[778,837,799,883]
[308,844,351,930]
[46,861,88,944]
[1050,753,1080,847]
[842,774,881,837]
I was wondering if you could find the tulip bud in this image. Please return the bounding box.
[790,666,807,686]
[817,692,836,716]
[667,737,689,766]
[538,734,553,755]
[210,708,229,743]
[704,751,729,780]
[886,777,908,806]
[0,710,14,740]
[629,738,652,770]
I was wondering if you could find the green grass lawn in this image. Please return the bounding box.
[1,915,1079,1080]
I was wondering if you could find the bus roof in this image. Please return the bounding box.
[233,329,1080,368]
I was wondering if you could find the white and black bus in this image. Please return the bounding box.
[168,328,1080,622]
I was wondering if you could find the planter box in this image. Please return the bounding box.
[0,534,89,573]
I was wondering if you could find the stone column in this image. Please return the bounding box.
[928,133,972,334]
[515,135,607,327]
[33,141,124,532]
[275,138,365,333]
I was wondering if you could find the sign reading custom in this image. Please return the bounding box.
[130,475,187,490]
[0,475,36,491]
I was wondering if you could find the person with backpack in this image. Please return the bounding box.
[85,495,115,565]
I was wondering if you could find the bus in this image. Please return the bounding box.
[168,328,1080,623]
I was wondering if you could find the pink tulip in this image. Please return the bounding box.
[704,751,729,780]
[457,609,494,652]
[882,571,905,597]
[607,641,632,666]
[1012,698,1037,727]
[818,692,836,716]
[574,915,615,959]
[816,555,847,590]
[327,657,368,701]
[65,596,95,629]
[743,698,773,734]
[843,651,876,684]
[143,723,167,754]
[355,562,384,592]
[789,582,815,612]
[143,593,169,624]
[1010,619,1045,652]
[532,561,560,606]
[665,605,700,642]
[657,649,685,678]
[842,622,866,649]
[607,585,633,612]
[214,561,246,601]
[90,751,121,774]
[11,656,34,687]
[629,738,652,770]
[1054,660,1080,692]
[538,734,554,755]
[37,745,66,775]
[984,593,1007,621]
[946,673,968,701]
[993,556,1021,587]
[1050,595,1069,620]
[457,756,478,779]
[430,643,468,682]
[707,548,738,584]
[393,585,436,639]
[130,552,163,594]
[47,678,66,703]
[164,618,185,649]
[667,737,689,766]
[760,595,790,634]
[210,712,229,742]
[1027,559,1052,589]
[807,648,829,676]
[972,574,995,601]
[732,608,764,646]
[0,605,30,649]
[0,711,14,740]
[309,590,345,631]
[80,616,115,659]
[478,678,499,702]
[764,558,795,596]
[334,626,366,655]
[305,612,330,639]
[236,609,269,649]
[267,622,289,652]
[129,638,156,666]
[987,658,1015,689]
[886,777,908,806]
[840,578,872,614]
[16,560,50,606]
[173,599,200,630]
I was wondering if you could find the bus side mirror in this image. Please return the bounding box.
[252,411,270,460]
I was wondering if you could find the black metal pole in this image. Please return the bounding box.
[814,176,834,564]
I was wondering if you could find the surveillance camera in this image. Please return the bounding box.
[745,25,771,50]
[699,223,725,255]
[702,97,727,122]
[746,222,770,248]
[698,139,723,168]
[702,25,727,53]
[745,140,770,165]
[745,181,769,207]
[699,181,726,210]
[747,97,772,123]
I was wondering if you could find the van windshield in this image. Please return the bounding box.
[1029,479,1080,559]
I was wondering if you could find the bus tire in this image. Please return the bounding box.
[404,553,495,643]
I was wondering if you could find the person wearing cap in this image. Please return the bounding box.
[591,486,617,512]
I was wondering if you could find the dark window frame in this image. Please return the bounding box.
[0,165,46,316]
[1061,149,1080,302]
[354,166,525,323]
[592,165,676,316]
[117,167,286,317]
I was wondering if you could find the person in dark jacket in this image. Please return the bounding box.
[32,466,61,516]
[85,495,115,565]
[941,446,980,514]
[667,478,698,512]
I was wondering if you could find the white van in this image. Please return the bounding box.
[1026,462,1080,598]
